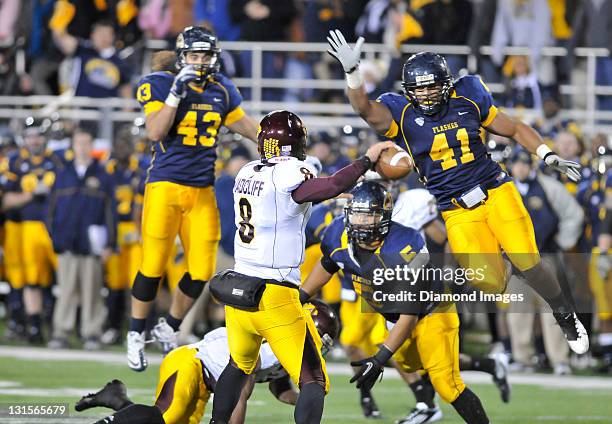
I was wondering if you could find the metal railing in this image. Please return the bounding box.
[0,41,610,140]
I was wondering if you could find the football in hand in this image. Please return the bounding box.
[375,145,413,180]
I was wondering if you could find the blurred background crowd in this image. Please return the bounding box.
[0,0,611,377]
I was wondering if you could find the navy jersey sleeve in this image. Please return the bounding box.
[375,92,406,139]
[454,75,499,126]
[136,73,173,116]
[319,217,344,274]
[2,155,19,192]
[213,74,244,125]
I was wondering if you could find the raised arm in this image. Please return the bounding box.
[327,29,394,134]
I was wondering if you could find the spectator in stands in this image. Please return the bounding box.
[0,0,19,43]
[570,0,612,113]
[138,0,172,40]
[503,55,543,111]
[468,0,499,82]
[52,20,132,98]
[230,0,298,100]
[507,148,583,375]
[194,0,240,41]
[169,0,195,39]
[533,87,582,146]
[47,128,115,350]
[491,0,556,87]
[411,0,473,74]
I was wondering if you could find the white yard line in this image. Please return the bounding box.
[2,345,612,390]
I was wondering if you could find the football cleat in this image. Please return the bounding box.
[490,352,511,403]
[75,379,131,412]
[126,331,148,372]
[360,394,382,419]
[396,402,443,424]
[553,312,589,355]
[151,318,179,355]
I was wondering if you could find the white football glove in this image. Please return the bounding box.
[326,29,364,74]
[543,153,582,182]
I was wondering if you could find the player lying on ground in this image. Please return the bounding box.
[208,110,394,424]
[302,181,490,424]
[327,30,588,356]
[76,300,339,424]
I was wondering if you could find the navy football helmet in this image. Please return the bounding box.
[402,52,453,115]
[345,181,393,248]
[175,26,221,81]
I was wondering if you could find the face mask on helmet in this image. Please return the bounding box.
[402,53,453,115]
[175,28,221,84]
[345,207,391,248]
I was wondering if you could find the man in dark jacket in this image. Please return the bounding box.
[47,128,115,350]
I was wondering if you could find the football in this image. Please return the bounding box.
[375,144,414,180]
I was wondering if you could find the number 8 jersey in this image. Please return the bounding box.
[233,157,318,285]
[136,71,244,187]
[377,75,511,210]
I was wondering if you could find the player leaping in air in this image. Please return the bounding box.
[326,30,589,355]
[129,26,259,371]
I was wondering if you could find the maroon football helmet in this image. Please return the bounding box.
[257,110,307,161]
[306,299,340,355]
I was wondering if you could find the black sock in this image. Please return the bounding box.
[522,265,571,313]
[107,290,126,330]
[451,388,489,424]
[211,363,249,422]
[501,336,512,354]
[409,379,435,408]
[359,385,371,399]
[166,314,182,332]
[95,404,164,424]
[464,357,496,376]
[28,313,42,331]
[129,318,146,334]
[295,383,325,424]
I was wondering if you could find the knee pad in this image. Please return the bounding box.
[178,273,205,300]
[131,272,161,302]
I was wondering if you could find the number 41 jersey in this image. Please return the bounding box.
[233,157,318,285]
[377,75,510,210]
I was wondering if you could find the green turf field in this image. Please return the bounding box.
[0,354,610,423]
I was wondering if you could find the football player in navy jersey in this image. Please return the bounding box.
[128,26,259,371]
[302,181,490,424]
[326,29,589,356]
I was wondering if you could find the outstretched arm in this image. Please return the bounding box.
[291,141,395,204]
[485,110,581,181]
[327,29,394,134]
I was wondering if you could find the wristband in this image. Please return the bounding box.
[165,92,181,108]
[299,288,311,305]
[374,345,393,365]
[536,144,553,160]
[346,69,363,89]
[359,155,373,171]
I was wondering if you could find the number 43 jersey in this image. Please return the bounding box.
[136,71,244,187]
[233,157,318,285]
[377,75,510,210]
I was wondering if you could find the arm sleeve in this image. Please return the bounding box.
[319,225,342,274]
[291,157,371,204]
[539,175,584,250]
[460,76,498,126]
[136,75,171,116]
[221,76,245,125]
[375,93,403,138]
